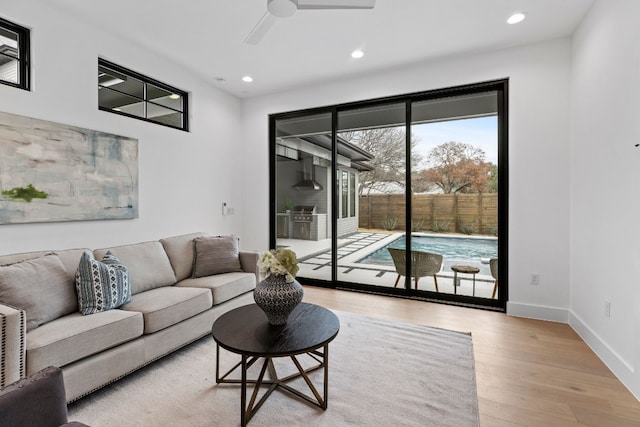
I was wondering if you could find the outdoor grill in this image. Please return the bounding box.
[291,205,316,239]
[291,205,316,222]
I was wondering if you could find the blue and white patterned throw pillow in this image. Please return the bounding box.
[75,251,131,315]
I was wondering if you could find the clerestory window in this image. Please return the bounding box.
[98,58,188,131]
[0,17,30,91]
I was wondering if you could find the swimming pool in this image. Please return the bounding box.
[357,234,497,276]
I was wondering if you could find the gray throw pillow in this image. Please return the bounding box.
[192,236,242,278]
[75,251,131,315]
[0,254,75,331]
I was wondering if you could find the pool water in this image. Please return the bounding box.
[357,235,497,276]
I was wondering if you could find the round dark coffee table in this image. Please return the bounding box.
[211,303,340,426]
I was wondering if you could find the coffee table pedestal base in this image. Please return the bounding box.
[216,344,330,426]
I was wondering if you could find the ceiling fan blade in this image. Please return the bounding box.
[296,0,376,10]
[245,12,278,45]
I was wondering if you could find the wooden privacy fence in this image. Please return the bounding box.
[359,193,498,235]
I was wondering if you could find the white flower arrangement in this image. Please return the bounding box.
[258,248,299,283]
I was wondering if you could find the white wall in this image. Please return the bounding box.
[569,0,640,399]
[4,0,639,403]
[0,0,245,255]
[242,39,573,318]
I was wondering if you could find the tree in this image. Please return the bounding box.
[339,127,422,195]
[424,141,494,193]
[487,164,498,193]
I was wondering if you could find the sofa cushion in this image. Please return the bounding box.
[94,241,176,295]
[192,236,242,278]
[26,310,143,375]
[160,232,208,282]
[0,254,77,331]
[177,272,256,305]
[75,251,131,315]
[120,286,212,334]
[0,249,88,285]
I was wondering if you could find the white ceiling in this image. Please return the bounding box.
[49,0,595,99]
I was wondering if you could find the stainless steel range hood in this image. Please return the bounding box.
[293,157,323,191]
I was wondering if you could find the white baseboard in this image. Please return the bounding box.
[507,302,639,400]
[568,310,638,400]
[506,301,569,323]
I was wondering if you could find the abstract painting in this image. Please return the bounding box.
[0,111,138,224]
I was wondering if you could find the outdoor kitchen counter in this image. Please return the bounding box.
[276,213,291,238]
[277,210,327,241]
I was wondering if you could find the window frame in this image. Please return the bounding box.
[0,16,30,91]
[349,171,356,218]
[269,79,509,312]
[98,58,189,132]
[338,168,357,219]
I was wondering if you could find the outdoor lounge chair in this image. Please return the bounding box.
[387,248,443,291]
[490,258,498,298]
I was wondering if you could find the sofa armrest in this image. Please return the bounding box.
[239,251,259,281]
[0,303,26,387]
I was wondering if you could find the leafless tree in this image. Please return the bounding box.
[339,127,422,195]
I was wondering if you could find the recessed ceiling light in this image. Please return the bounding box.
[169,94,180,100]
[351,49,364,59]
[507,12,526,25]
[242,75,253,83]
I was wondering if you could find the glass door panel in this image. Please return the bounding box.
[410,92,499,299]
[271,81,507,310]
[274,113,333,282]
[335,103,408,289]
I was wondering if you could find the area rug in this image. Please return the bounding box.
[68,311,479,426]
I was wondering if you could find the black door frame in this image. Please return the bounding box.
[269,79,508,312]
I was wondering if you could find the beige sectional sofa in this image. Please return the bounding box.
[0,232,258,402]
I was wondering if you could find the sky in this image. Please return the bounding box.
[411,116,498,166]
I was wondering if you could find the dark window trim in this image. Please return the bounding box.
[98,58,189,132]
[269,79,509,312]
[0,16,30,91]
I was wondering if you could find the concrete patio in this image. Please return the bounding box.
[278,231,497,299]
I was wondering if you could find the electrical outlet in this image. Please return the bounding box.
[222,203,235,216]
[530,273,540,285]
[604,300,611,318]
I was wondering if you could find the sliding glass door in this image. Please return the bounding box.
[273,112,334,282]
[410,92,500,300]
[270,81,507,310]
[335,102,407,289]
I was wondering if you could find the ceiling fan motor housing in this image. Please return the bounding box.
[249,0,376,45]
[268,0,297,17]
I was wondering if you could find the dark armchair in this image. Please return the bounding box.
[0,366,89,427]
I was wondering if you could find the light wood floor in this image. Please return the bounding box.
[302,286,640,426]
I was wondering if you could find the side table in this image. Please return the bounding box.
[451,265,481,296]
